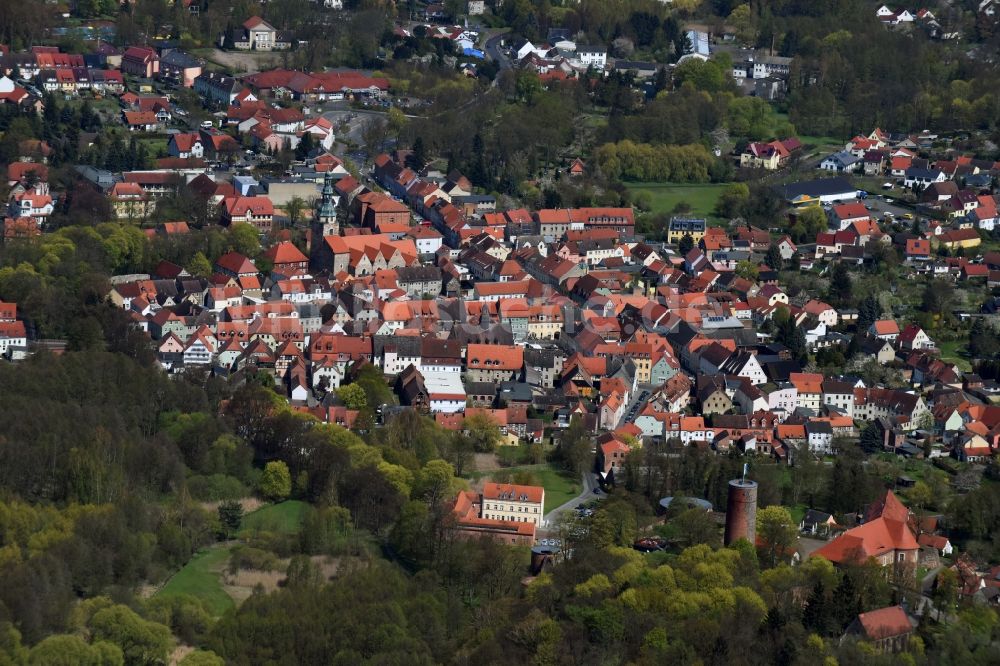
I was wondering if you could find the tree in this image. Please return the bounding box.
[337,383,367,410]
[386,107,407,141]
[361,117,388,153]
[756,506,796,568]
[715,182,750,218]
[284,196,306,227]
[442,431,475,477]
[922,278,954,318]
[180,651,225,666]
[406,136,426,170]
[827,262,852,306]
[793,205,827,242]
[907,480,933,516]
[735,260,759,281]
[464,412,502,453]
[557,416,593,476]
[671,507,720,548]
[514,70,542,105]
[728,3,754,43]
[678,233,694,255]
[857,294,882,333]
[218,500,243,536]
[933,567,958,612]
[858,422,882,454]
[969,318,999,360]
[186,252,213,279]
[259,461,292,502]
[765,244,783,270]
[88,605,171,666]
[27,634,123,665]
[228,223,261,257]
[802,581,830,634]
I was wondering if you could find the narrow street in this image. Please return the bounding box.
[542,472,602,528]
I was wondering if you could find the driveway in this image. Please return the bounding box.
[484,32,512,71]
[541,471,602,528]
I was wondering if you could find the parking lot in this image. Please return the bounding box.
[862,194,915,222]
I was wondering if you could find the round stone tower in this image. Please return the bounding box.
[724,479,758,546]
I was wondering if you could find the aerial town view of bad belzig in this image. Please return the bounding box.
[2,0,1000,663]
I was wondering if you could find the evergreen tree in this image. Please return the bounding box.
[857,294,882,333]
[827,262,852,306]
[765,243,783,270]
[678,233,694,255]
[406,136,426,170]
[832,571,862,631]
[802,581,831,635]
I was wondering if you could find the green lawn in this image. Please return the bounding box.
[788,504,808,525]
[470,463,582,514]
[938,340,972,372]
[240,500,309,535]
[136,136,169,158]
[534,466,583,514]
[626,182,731,223]
[156,545,234,616]
[155,501,309,615]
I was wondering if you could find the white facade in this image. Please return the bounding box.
[767,385,798,416]
[424,371,466,413]
[577,47,607,69]
[0,332,26,356]
[808,429,834,454]
[382,350,420,376]
[482,494,543,526]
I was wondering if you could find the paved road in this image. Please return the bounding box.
[617,386,652,429]
[541,472,602,529]
[484,32,512,71]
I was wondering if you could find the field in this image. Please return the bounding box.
[155,501,309,615]
[626,182,731,222]
[938,340,972,372]
[156,546,235,615]
[471,463,581,514]
[240,500,309,535]
[192,48,282,75]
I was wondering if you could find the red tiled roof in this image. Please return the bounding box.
[872,319,900,335]
[215,251,258,275]
[482,482,543,504]
[856,606,913,641]
[466,343,523,371]
[263,241,308,265]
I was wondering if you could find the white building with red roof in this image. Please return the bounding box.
[222,195,274,234]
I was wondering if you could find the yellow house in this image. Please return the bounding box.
[666,217,706,244]
[936,228,981,249]
[480,482,544,526]
[739,139,796,170]
[527,305,564,339]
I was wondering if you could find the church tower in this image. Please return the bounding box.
[314,170,339,237]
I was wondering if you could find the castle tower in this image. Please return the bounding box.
[723,479,758,546]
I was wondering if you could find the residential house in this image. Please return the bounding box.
[222,196,274,234]
[666,217,706,244]
[121,46,159,78]
[159,49,202,87]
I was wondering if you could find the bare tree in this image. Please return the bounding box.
[360,116,389,152]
